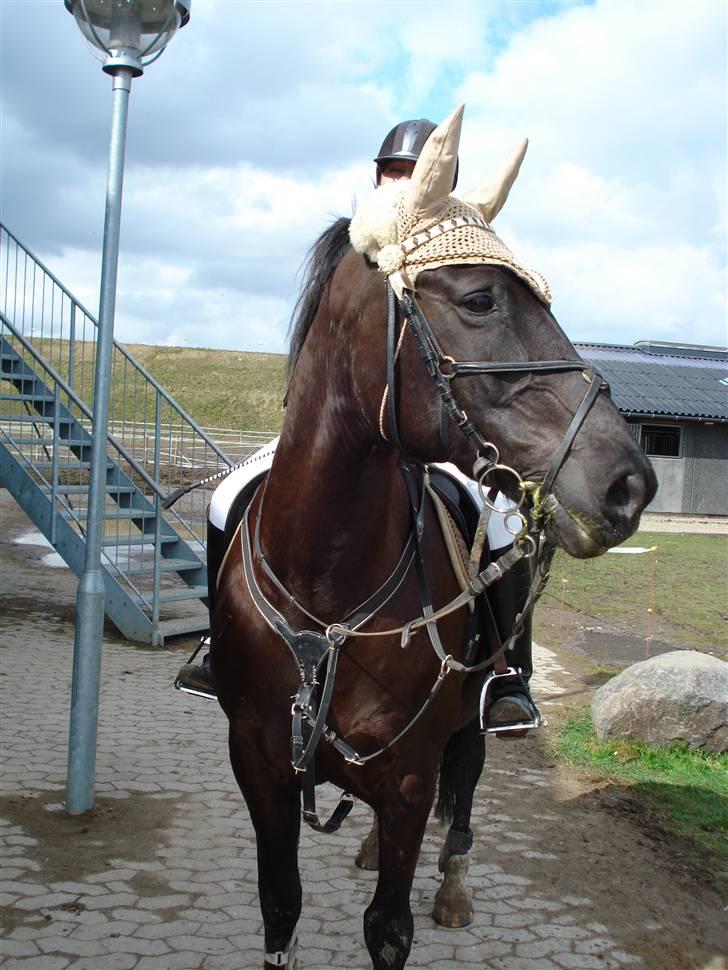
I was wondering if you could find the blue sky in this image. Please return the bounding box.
[1,0,726,353]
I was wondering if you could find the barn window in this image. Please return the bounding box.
[640,424,682,458]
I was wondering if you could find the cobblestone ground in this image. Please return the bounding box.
[0,498,724,969]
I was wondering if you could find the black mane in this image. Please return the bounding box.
[287,216,352,381]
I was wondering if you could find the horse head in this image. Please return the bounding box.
[343,105,657,558]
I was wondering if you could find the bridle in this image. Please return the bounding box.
[381,281,610,534]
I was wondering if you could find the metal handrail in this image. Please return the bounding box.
[1,222,230,461]
[0,222,250,640]
[2,312,163,496]
[0,426,156,612]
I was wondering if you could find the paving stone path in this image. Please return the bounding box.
[0,498,723,969]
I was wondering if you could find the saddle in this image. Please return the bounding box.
[428,468,481,548]
[220,464,481,575]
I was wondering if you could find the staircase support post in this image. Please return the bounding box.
[66,69,133,816]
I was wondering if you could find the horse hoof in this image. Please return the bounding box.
[432,853,474,928]
[432,889,475,929]
[355,827,379,870]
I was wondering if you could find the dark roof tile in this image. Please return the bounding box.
[575,343,728,420]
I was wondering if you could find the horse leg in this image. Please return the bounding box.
[363,791,432,970]
[228,735,302,969]
[432,719,485,927]
[355,813,379,870]
[257,815,301,970]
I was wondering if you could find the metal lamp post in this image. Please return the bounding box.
[64,0,191,815]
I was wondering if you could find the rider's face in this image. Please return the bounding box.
[378,159,416,184]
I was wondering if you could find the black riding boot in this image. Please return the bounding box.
[175,520,226,697]
[482,547,542,734]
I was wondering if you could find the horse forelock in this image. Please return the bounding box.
[287,216,353,384]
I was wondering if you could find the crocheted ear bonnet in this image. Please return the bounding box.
[349,105,551,304]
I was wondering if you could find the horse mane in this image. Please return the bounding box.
[287,216,352,382]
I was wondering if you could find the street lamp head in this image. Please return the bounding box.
[65,0,191,76]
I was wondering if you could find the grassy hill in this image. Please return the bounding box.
[123,343,287,432]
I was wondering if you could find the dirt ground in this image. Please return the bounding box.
[0,488,726,970]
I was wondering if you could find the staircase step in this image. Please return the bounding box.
[11,437,91,448]
[130,585,207,606]
[61,507,157,521]
[159,585,208,604]
[124,558,203,575]
[0,414,75,424]
[32,459,113,470]
[0,393,55,403]
[103,534,179,547]
[44,484,134,495]
[158,614,209,639]
[103,535,182,552]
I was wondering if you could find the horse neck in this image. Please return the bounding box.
[258,382,411,621]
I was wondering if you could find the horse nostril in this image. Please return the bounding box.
[606,475,632,509]
[606,470,653,524]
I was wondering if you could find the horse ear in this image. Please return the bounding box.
[460,138,529,223]
[404,104,464,218]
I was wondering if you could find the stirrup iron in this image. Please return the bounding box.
[479,666,543,734]
[174,636,217,699]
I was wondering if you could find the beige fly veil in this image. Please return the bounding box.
[349,105,551,304]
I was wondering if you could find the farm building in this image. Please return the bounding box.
[576,341,728,516]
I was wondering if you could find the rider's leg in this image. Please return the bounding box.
[175,519,226,693]
[484,547,541,731]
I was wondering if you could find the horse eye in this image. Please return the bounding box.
[462,292,495,315]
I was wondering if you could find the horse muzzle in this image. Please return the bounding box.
[542,459,657,559]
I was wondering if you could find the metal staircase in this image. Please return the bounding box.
[0,222,236,644]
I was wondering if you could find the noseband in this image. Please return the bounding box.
[381,282,609,528]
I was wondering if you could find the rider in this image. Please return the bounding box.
[176,119,540,734]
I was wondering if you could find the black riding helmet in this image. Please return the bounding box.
[374,118,459,188]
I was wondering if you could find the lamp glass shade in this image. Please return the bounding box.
[69,0,182,58]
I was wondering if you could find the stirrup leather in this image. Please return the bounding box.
[479,667,543,734]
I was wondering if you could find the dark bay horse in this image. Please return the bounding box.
[211,109,656,969]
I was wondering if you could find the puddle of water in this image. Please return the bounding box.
[14,529,53,549]
[608,546,656,555]
[12,530,68,569]
[41,552,68,568]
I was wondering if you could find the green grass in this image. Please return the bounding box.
[12,337,288,432]
[539,532,728,652]
[554,710,728,874]
[124,344,287,431]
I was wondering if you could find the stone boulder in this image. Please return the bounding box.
[591,651,728,753]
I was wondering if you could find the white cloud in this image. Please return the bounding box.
[455,0,726,346]
[530,239,728,347]
[1,0,725,358]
